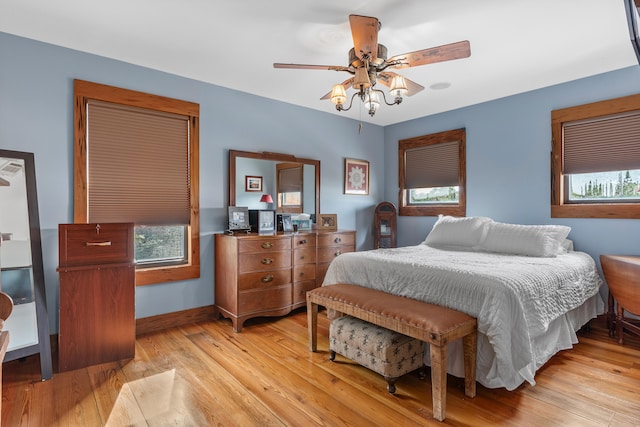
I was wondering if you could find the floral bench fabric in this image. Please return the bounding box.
[330,315,425,393]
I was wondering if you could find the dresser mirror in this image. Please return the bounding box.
[229,150,320,221]
[0,149,52,380]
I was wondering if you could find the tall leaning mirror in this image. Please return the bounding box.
[0,149,52,380]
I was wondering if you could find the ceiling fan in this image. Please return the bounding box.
[274,14,471,116]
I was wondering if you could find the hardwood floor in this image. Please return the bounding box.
[3,311,640,426]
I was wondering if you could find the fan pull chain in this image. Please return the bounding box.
[358,99,363,134]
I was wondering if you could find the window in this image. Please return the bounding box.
[551,93,640,218]
[398,128,466,216]
[74,80,200,285]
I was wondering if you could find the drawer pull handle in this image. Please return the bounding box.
[261,274,274,283]
[86,241,112,247]
[262,258,273,265]
[334,250,342,257]
[334,237,342,243]
[300,255,305,260]
[299,239,307,244]
[261,242,273,249]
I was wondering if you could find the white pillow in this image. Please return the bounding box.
[559,239,574,253]
[424,215,492,248]
[479,221,571,257]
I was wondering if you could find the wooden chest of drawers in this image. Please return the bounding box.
[214,230,354,332]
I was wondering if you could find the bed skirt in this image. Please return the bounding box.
[423,293,605,390]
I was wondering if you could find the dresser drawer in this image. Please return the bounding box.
[239,285,292,313]
[238,269,291,291]
[238,237,291,253]
[293,280,317,305]
[59,223,134,267]
[317,232,355,248]
[317,246,355,264]
[293,233,316,249]
[239,250,291,273]
[293,246,316,265]
[293,263,316,284]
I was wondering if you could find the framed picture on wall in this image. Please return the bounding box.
[344,158,369,195]
[245,175,262,192]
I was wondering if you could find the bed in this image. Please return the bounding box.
[322,216,605,390]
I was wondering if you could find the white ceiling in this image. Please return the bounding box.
[1,0,637,126]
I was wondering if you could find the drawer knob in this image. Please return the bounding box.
[261,274,274,283]
[334,250,342,257]
[300,255,305,260]
[261,258,273,265]
[299,239,307,244]
[261,242,273,249]
[334,237,342,243]
[86,241,112,247]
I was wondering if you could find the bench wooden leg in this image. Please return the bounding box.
[307,299,318,352]
[429,344,447,422]
[463,332,477,398]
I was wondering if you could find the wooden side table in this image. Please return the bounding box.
[600,255,640,345]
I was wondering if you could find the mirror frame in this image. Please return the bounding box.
[0,149,53,380]
[229,150,320,220]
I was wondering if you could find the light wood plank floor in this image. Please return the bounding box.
[3,311,640,426]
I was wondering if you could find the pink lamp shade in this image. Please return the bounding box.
[260,194,274,204]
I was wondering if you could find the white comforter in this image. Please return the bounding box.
[322,244,603,390]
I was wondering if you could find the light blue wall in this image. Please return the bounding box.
[0,32,385,332]
[3,30,639,331]
[384,65,640,289]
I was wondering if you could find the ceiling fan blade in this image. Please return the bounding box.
[320,78,354,100]
[378,72,424,96]
[388,40,471,69]
[349,15,379,61]
[273,63,350,72]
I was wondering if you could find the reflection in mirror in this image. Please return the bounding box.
[0,150,52,380]
[229,150,320,221]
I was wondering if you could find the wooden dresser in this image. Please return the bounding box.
[57,223,136,372]
[215,230,355,332]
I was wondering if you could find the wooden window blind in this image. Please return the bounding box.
[86,100,190,225]
[563,111,640,174]
[277,163,302,193]
[404,141,459,189]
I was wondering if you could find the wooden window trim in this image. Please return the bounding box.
[73,79,200,285]
[551,93,640,219]
[398,129,466,217]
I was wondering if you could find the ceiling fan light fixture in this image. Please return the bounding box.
[274,15,470,119]
[330,84,348,108]
[353,67,372,91]
[389,75,409,100]
[364,91,380,116]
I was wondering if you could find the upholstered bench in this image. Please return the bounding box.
[330,315,425,393]
[307,283,477,422]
